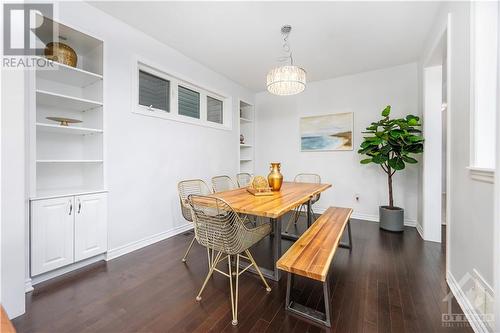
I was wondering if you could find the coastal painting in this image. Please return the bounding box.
[300,112,353,151]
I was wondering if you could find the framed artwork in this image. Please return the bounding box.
[300,112,353,151]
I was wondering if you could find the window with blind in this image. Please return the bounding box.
[178,85,200,119]
[136,62,229,129]
[138,70,169,112]
[207,96,223,124]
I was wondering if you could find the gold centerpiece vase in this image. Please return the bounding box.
[268,162,283,191]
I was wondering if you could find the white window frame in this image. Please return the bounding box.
[468,1,497,183]
[133,58,232,131]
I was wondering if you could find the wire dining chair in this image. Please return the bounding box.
[188,195,271,326]
[236,172,252,188]
[177,179,212,263]
[284,173,322,234]
[211,175,238,193]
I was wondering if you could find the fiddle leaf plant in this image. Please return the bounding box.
[358,105,424,208]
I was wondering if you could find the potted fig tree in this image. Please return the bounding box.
[358,105,424,232]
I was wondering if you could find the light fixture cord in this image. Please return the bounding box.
[281,29,293,66]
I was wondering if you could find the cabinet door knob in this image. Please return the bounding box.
[78,200,82,214]
[69,201,73,215]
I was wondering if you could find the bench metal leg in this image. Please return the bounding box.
[339,219,353,251]
[285,272,332,327]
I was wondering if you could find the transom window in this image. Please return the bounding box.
[138,70,169,112]
[136,62,229,128]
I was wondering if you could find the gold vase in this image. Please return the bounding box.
[268,162,283,191]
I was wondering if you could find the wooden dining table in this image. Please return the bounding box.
[211,181,332,281]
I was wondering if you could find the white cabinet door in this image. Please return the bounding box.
[31,197,75,276]
[74,193,107,261]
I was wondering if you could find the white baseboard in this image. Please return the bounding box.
[30,254,106,288]
[27,224,194,292]
[313,206,417,227]
[446,270,492,333]
[416,223,424,239]
[106,223,193,261]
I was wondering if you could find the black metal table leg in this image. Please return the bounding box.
[306,199,312,228]
[271,217,282,281]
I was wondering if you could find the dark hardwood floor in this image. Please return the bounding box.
[14,215,472,333]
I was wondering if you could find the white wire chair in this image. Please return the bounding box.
[188,194,271,326]
[211,175,238,193]
[284,173,322,234]
[177,179,212,263]
[236,173,252,188]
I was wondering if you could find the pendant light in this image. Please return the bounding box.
[266,25,306,96]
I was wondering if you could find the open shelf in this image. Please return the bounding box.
[36,123,103,135]
[36,90,102,112]
[36,160,103,164]
[240,159,253,162]
[240,144,253,148]
[36,57,102,87]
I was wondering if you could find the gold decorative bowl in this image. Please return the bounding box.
[44,42,77,67]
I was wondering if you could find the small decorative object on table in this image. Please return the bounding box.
[44,42,77,67]
[46,117,82,126]
[240,134,245,144]
[268,162,283,191]
[246,176,273,196]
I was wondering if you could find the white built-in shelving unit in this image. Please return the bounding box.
[239,100,255,174]
[29,17,104,199]
[28,16,108,280]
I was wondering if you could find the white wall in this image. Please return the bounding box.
[421,2,495,330]
[255,63,420,224]
[1,69,27,318]
[422,65,442,242]
[53,1,254,252]
[2,1,253,317]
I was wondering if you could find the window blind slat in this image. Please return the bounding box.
[138,70,169,112]
[207,96,223,124]
[178,86,200,119]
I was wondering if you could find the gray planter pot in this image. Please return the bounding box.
[379,206,404,232]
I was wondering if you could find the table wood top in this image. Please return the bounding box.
[276,207,353,281]
[211,181,331,218]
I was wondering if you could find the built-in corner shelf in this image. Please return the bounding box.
[240,117,253,123]
[36,90,102,112]
[36,123,103,135]
[239,100,255,174]
[36,58,103,87]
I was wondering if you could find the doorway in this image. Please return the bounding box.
[422,22,450,246]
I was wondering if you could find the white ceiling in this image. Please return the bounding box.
[90,1,441,92]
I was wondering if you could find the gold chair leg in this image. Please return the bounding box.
[284,207,302,233]
[235,254,240,325]
[245,249,272,292]
[228,255,238,325]
[182,236,196,263]
[196,251,222,301]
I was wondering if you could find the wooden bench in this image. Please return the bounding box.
[276,206,353,327]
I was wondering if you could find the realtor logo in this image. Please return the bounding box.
[3,3,53,55]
